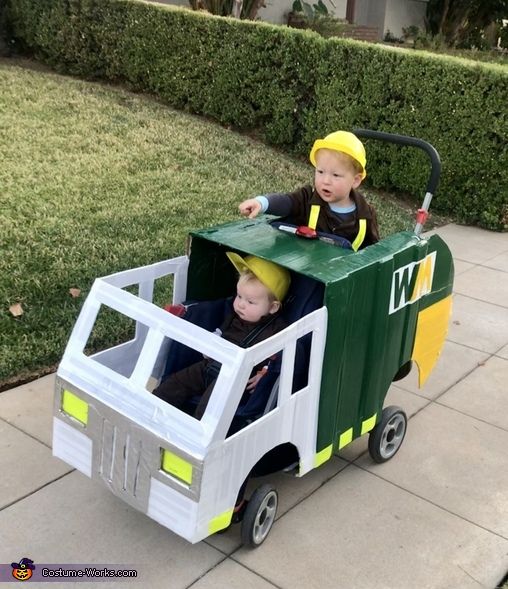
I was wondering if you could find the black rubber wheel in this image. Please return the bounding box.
[241,484,278,548]
[368,406,407,463]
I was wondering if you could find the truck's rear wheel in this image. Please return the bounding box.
[241,484,278,548]
[368,406,407,463]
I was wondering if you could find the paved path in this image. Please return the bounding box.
[1,224,507,588]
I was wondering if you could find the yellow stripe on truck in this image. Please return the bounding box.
[338,427,353,449]
[314,444,333,467]
[361,413,377,435]
[209,509,234,535]
[412,295,453,387]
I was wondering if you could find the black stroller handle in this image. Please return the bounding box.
[353,128,441,196]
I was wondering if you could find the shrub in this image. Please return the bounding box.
[305,14,350,38]
[4,0,508,229]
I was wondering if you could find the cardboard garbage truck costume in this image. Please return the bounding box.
[53,130,454,547]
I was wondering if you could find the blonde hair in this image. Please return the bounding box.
[237,271,278,303]
[319,148,364,177]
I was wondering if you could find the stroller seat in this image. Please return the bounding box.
[159,272,324,434]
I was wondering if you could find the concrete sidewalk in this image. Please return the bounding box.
[1,223,507,588]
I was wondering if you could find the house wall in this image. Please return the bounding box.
[258,0,348,26]
[383,0,427,38]
[150,0,426,38]
[354,0,387,33]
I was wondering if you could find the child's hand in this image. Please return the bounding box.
[246,373,263,391]
[239,198,262,219]
[246,367,268,391]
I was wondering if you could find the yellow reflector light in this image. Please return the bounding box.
[161,449,193,485]
[61,389,88,425]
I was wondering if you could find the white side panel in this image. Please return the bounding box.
[147,478,199,543]
[52,417,92,477]
[197,308,328,529]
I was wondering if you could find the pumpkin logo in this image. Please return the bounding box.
[11,558,35,581]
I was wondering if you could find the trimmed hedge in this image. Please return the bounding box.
[4,0,508,229]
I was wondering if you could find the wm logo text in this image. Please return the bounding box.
[389,252,436,315]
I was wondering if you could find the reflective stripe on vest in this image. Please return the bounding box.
[307,206,367,251]
[351,219,367,251]
[308,205,320,230]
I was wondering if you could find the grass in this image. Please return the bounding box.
[1,59,424,388]
[439,47,508,65]
[384,43,508,66]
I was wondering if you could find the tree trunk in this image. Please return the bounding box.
[231,0,243,18]
[247,0,266,20]
[438,0,450,36]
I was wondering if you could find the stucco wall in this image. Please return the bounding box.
[384,0,427,38]
[150,0,426,37]
[260,0,427,35]
[355,0,386,31]
[258,0,347,25]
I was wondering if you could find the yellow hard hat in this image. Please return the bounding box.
[226,252,291,302]
[309,130,367,179]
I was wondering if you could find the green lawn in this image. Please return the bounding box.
[1,59,419,388]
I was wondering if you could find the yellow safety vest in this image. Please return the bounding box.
[308,205,367,252]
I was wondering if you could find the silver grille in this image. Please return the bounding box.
[95,417,152,510]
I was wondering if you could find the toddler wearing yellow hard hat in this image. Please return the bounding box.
[238,130,379,251]
[153,253,289,419]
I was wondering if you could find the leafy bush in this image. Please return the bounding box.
[4,0,507,229]
[305,14,350,38]
[384,29,403,44]
[288,2,351,39]
[413,32,451,51]
[291,0,330,19]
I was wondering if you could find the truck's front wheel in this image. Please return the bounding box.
[241,484,278,548]
[368,406,407,463]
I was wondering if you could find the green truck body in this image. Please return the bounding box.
[188,217,453,459]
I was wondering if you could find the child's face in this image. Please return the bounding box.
[233,278,280,323]
[314,149,363,205]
